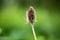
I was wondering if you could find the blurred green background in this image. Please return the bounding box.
[0,0,60,40]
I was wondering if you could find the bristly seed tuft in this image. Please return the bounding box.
[26,6,36,24]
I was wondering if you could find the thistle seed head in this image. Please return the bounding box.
[26,6,36,24]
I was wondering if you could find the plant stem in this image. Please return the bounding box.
[31,24,37,40]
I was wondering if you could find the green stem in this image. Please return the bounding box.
[31,24,37,40]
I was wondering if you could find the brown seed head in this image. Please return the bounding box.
[26,6,36,24]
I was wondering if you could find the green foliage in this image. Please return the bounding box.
[0,0,60,40]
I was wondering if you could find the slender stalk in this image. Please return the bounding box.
[31,24,37,40]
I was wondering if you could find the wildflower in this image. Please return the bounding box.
[26,6,37,40]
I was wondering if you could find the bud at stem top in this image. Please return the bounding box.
[26,6,36,24]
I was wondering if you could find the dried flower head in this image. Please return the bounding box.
[26,6,36,24]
